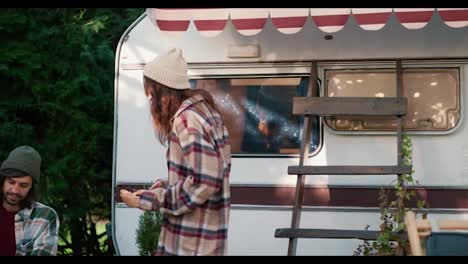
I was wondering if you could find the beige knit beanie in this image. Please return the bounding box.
[143,48,191,90]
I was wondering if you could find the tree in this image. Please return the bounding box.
[0,8,144,255]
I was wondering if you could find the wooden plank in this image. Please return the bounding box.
[439,219,468,230]
[326,115,399,120]
[275,228,407,241]
[293,97,407,116]
[288,165,412,175]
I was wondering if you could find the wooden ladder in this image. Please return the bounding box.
[274,60,411,256]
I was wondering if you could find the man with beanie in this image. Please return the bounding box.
[0,146,59,256]
[120,48,231,255]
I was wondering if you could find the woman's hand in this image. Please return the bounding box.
[120,189,140,208]
[150,179,167,189]
[133,189,146,196]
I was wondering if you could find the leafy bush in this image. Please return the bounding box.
[136,211,163,256]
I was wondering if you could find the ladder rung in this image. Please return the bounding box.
[288,165,412,175]
[293,97,407,116]
[274,228,407,241]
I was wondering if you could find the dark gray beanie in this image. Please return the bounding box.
[0,146,41,183]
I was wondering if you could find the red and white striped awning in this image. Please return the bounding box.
[147,8,468,37]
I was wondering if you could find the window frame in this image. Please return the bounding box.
[318,60,464,135]
[187,62,323,158]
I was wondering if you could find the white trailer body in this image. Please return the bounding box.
[113,8,468,255]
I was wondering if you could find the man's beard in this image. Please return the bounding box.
[3,192,24,206]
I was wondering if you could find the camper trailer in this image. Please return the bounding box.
[112,8,468,255]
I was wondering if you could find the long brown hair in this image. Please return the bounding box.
[143,76,216,145]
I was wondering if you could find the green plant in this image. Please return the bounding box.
[136,210,163,256]
[354,134,427,256]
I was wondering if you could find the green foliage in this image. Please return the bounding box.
[136,211,163,256]
[354,134,427,256]
[0,8,144,255]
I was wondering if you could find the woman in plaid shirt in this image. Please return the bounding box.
[120,48,231,256]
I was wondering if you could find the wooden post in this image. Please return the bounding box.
[287,61,317,256]
[405,211,423,256]
[396,60,403,166]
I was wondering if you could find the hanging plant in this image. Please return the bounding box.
[354,134,427,256]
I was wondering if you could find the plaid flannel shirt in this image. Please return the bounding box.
[15,201,59,256]
[139,94,231,256]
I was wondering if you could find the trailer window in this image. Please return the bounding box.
[190,77,320,156]
[325,68,460,131]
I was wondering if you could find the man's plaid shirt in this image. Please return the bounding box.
[15,201,59,256]
[139,94,231,256]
